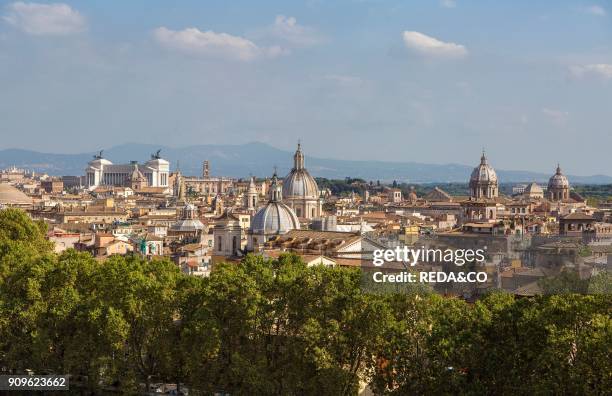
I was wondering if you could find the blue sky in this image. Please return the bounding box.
[0,0,611,175]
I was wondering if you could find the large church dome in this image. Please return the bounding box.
[251,202,300,235]
[252,172,300,235]
[548,165,569,189]
[470,152,498,184]
[468,151,499,199]
[282,143,319,200]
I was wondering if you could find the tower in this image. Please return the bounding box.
[245,176,258,212]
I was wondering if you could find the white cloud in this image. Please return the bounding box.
[153,27,285,61]
[440,0,457,8]
[3,2,85,35]
[258,15,322,47]
[570,64,612,80]
[541,108,569,125]
[402,31,467,59]
[584,5,606,16]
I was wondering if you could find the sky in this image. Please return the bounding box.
[0,0,611,175]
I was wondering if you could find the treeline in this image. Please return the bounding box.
[315,177,369,196]
[0,209,610,395]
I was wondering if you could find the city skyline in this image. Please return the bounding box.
[1,141,611,183]
[1,1,611,175]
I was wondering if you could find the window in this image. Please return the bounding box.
[232,236,237,253]
[217,236,222,251]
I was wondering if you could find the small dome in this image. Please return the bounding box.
[253,169,300,235]
[171,219,204,232]
[282,143,319,200]
[172,203,203,232]
[0,183,32,205]
[251,202,300,235]
[524,182,543,194]
[548,165,569,189]
[470,152,498,184]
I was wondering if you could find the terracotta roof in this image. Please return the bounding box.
[562,212,593,220]
[513,281,542,296]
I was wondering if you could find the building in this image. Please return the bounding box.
[181,161,233,196]
[0,166,31,182]
[0,183,33,208]
[282,143,322,219]
[548,164,570,201]
[213,211,244,259]
[512,184,528,195]
[249,171,300,251]
[559,212,595,236]
[388,188,402,203]
[169,203,205,241]
[469,151,498,199]
[522,182,544,199]
[245,176,258,212]
[259,229,387,264]
[462,152,499,222]
[85,150,169,190]
[41,178,64,194]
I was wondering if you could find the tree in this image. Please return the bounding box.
[0,209,609,394]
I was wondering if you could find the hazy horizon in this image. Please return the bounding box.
[1,1,611,175]
[2,140,611,178]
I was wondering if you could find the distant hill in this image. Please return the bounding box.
[0,142,610,184]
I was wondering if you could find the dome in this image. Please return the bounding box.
[548,165,569,189]
[470,152,498,184]
[283,171,319,199]
[172,203,204,232]
[524,182,543,194]
[282,143,319,200]
[253,170,300,235]
[172,219,204,232]
[251,202,300,235]
[0,183,32,206]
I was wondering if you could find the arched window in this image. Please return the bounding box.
[217,236,222,251]
[296,208,302,217]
